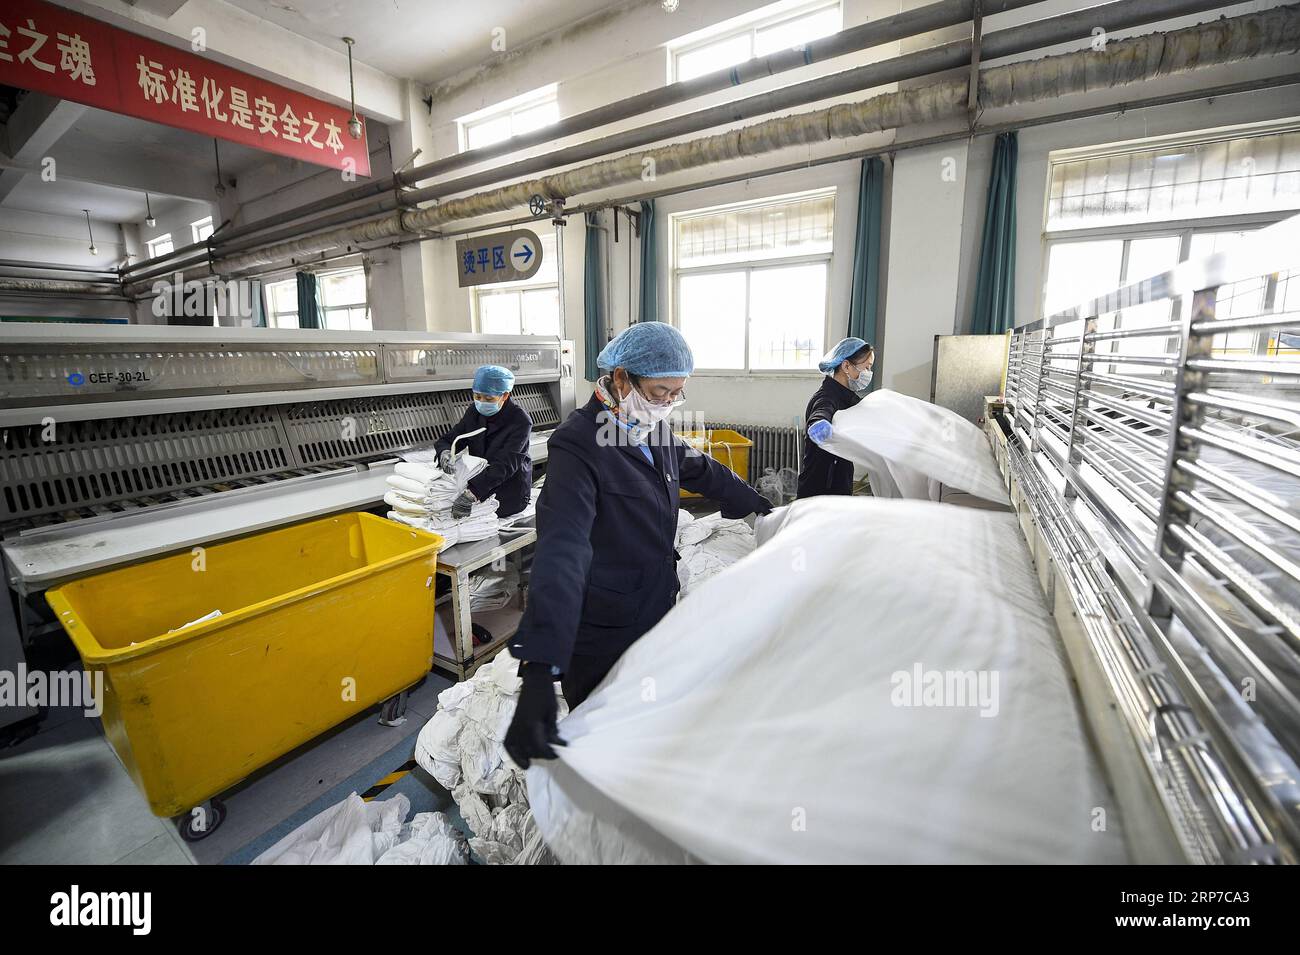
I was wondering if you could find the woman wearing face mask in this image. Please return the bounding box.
[433,364,533,520]
[503,323,772,769]
[796,337,875,500]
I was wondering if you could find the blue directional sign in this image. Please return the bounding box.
[456,228,544,288]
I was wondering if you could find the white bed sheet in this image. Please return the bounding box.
[528,496,1127,864]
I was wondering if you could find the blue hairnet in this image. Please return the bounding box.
[473,365,515,396]
[596,322,694,378]
[818,337,871,374]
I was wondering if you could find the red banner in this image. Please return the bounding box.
[0,0,370,176]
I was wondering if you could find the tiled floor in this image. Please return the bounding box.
[0,670,453,865]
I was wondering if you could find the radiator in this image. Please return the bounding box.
[702,420,803,484]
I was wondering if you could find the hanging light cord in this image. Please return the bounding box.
[83,209,96,254]
[344,37,361,139]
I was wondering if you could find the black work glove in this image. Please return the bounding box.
[438,449,455,473]
[504,661,565,770]
[451,490,475,520]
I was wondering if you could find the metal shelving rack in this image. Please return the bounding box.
[999,214,1300,864]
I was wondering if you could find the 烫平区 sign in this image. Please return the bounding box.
[456,229,544,288]
[0,0,370,176]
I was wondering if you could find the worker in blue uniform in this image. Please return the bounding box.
[796,337,875,500]
[504,323,772,769]
[434,365,533,519]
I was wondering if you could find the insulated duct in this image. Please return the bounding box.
[201,0,1049,251]
[136,4,1300,286]
[0,278,123,296]
[121,0,1219,282]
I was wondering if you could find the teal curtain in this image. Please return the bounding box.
[971,132,1018,334]
[638,199,658,322]
[848,157,885,355]
[583,212,605,381]
[296,270,321,329]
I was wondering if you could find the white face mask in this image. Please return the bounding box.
[849,368,874,392]
[618,383,677,439]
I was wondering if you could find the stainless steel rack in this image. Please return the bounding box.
[1000,214,1300,863]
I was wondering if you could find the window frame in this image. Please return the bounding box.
[1040,216,1293,358]
[262,264,371,330]
[263,277,299,328]
[670,188,835,376]
[191,216,215,243]
[146,233,174,259]
[668,0,841,83]
[1042,120,1300,235]
[317,265,371,331]
[457,85,560,154]
[1040,211,1293,322]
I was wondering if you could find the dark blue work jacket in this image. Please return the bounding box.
[511,396,771,671]
[434,398,533,518]
[796,375,862,499]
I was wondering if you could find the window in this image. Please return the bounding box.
[146,234,173,259]
[319,267,370,330]
[672,190,833,371]
[265,278,299,328]
[191,216,214,243]
[474,232,560,335]
[263,266,370,330]
[1046,124,1300,232]
[458,86,559,152]
[669,1,841,82]
[1041,123,1300,358]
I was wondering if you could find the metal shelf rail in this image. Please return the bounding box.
[1002,214,1300,864]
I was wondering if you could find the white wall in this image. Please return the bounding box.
[881,141,971,398]
[0,208,132,320]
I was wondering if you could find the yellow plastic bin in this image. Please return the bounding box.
[676,429,753,498]
[46,513,443,830]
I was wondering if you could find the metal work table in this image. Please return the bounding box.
[2,464,397,592]
[433,523,536,680]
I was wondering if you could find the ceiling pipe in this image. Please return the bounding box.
[0,278,124,296]
[173,2,1298,284]
[0,259,120,275]
[149,0,1239,281]
[399,0,1242,206]
[124,0,1044,275]
[199,70,1297,284]
[43,68,1292,298]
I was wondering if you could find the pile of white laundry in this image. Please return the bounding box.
[252,792,467,865]
[469,566,520,612]
[497,485,541,529]
[413,650,562,864]
[674,510,757,596]
[385,456,501,547]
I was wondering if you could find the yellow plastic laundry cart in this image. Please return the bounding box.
[46,513,443,839]
[676,429,753,498]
